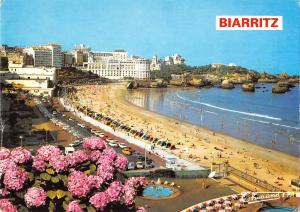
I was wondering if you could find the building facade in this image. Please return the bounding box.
[164,54,185,65]
[150,56,164,71]
[25,44,62,69]
[83,50,150,79]
[1,65,57,97]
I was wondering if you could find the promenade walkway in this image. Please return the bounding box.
[59,97,207,171]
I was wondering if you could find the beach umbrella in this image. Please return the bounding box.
[231,195,239,200]
[225,206,232,212]
[197,203,205,209]
[224,200,231,206]
[214,203,222,209]
[206,200,212,206]
[234,203,241,210]
[166,142,172,148]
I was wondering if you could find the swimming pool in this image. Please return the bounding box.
[142,185,174,198]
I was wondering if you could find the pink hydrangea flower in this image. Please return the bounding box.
[10,147,31,164]
[105,181,124,202]
[89,192,110,210]
[97,154,114,166]
[67,150,89,167]
[0,188,10,197]
[114,154,128,171]
[0,198,17,212]
[3,167,28,190]
[136,207,147,212]
[0,147,10,160]
[0,159,17,174]
[97,163,114,182]
[49,154,69,173]
[32,155,46,172]
[90,150,103,162]
[123,185,136,206]
[67,201,83,212]
[82,136,106,150]
[102,148,117,160]
[88,175,103,189]
[68,171,91,198]
[36,145,62,161]
[125,177,147,190]
[24,187,47,208]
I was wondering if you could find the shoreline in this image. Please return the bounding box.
[68,83,299,191]
[124,86,299,157]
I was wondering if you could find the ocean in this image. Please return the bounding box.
[125,83,300,156]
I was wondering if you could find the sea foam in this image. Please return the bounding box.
[176,93,282,121]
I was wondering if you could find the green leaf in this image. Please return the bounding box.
[40,173,51,181]
[80,204,87,208]
[15,191,25,199]
[49,201,55,212]
[47,190,56,200]
[28,172,34,182]
[56,189,66,199]
[87,206,96,212]
[51,176,60,183]
[89,164,97,172]
[46,168,55,175]
[84,170,91,175]
[63,201,69,210]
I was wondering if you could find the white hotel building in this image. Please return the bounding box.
[83,50,150,79]
[25,44,62,69]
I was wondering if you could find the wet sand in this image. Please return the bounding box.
[68,83,299,191]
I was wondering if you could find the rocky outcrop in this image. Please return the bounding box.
[220,80,234,89]
[288,78,299,84]
[272,85,289,94]
[127,80,167,89]
[170,79,185,86]
[277,81,295,88]
[258,78,278,83]
[242,83,255,92]
[188,78,212,87]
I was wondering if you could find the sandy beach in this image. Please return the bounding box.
[67,83,299,191]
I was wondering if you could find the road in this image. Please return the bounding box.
[36,97,164,170]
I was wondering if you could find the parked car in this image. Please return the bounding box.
[108,141,119,147]
[65,147,75,155]
[127,162,135,170]
[69,140,82,147]
[136,161,144,169]
[145,162,154,169]
[122,148,132,156]
[106,138,114,142]
[118,143,127,149]
[94,131,105,137]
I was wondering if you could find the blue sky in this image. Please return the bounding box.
[1,0,299,74]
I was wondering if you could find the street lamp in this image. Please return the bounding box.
[19,135,24,147]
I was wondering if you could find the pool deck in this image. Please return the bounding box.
[136,178,236,212]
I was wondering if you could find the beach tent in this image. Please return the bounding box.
[170,144,176,150]
[161,141,167,147]
[166,142,172,148]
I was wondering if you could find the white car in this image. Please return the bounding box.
[95,132,105,137]
[106,138,114,142]
[118,143,127,149]
[136,161,144,169]
[65,147,74,155]
[108,141,119,147]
